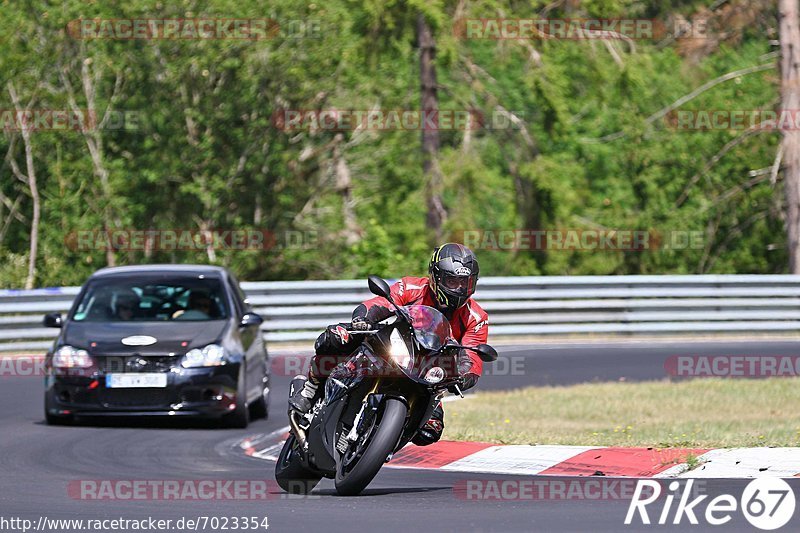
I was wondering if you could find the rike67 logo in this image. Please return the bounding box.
[625,478,796,530]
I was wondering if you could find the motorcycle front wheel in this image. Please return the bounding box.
[334,398,407,496]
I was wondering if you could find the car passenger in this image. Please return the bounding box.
[172,290,215,320]
[113,291,140,321]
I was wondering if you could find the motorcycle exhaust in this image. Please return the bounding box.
[289,411,308,449]
[288,375,311,449]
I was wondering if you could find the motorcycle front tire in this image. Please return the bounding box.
[334,398,407,496]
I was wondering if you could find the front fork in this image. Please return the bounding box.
[345,376,392,444]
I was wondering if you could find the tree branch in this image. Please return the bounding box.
[583,62,776,143]
[771,143,784,186]
[675,108,778,206]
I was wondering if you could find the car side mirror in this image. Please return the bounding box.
[43,313,63,328]
[240,313,263,328]
[367,275,393,301]
[474,343,498,362]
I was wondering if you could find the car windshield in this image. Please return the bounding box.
[72,276,229,322]
[405,305,452,351]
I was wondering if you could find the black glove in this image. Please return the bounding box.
[456,348,474,375]
[447,372,478,394]
[351,316,373,331]
[353,302,393,325]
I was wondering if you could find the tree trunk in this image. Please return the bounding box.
[780,0,800,273]
[60,61,119,267]
[417,13,446,241]
[333,134,360,244]
[7,82,39,289]
[22,130,39,289]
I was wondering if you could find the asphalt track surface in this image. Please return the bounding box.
[2,340,800,532]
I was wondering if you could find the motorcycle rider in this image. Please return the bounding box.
[289,242,489,446]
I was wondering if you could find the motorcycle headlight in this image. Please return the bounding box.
[53,345,93,368]
[181,344,227,368]
[389,329,412,370]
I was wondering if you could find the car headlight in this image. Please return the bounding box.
[181,344,227,368]
[53,345,93,368]
[389,329,412,370]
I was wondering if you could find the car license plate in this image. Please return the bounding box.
[105,373,167,388]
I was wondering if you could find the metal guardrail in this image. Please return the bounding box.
[2,275,800,352]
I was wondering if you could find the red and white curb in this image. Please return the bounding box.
[239,429,800,479]
[655,447,800,478]
[387,442,711,478]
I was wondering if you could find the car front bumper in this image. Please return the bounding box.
[45,363,241,418]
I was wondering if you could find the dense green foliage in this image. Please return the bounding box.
[0,0,784,286]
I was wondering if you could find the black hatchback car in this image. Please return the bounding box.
[43,265,270,428]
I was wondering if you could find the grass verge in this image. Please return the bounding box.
[444,378,800,448]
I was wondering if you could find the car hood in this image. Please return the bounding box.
[62,320,228,355]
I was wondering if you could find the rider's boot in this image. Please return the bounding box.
[288,375,318,414]
[412,402,445,446]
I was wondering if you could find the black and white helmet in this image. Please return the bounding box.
[428,243,479,312]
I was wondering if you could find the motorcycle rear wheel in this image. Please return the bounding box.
[334,398,407,496]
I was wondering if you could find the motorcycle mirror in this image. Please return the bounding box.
[367,275,393,301]
[474,344,498,362]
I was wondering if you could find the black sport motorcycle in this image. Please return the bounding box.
[274,275,497,496]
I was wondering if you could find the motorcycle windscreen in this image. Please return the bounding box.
[404,305,452,351]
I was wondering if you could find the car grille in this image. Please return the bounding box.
[96,355,177,373]
[99,389,172,408]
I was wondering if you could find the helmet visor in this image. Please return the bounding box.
[442,274,474,294]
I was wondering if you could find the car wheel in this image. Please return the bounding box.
[44,395,73,426]
[250,374,269,420]
[224,367,250,429]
